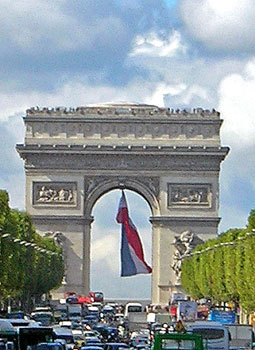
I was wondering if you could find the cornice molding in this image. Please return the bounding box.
[31,215,94,225]
[150,216,221,227]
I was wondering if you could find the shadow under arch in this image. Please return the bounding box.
[84,178,160,219]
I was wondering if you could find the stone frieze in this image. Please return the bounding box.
[168,183,212,207]
[33,182,77,206]
[25,153,223,172]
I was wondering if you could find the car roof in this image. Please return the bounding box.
[85,337,101,341]
[53,327,73,335]
[0,319,16,333]
[104,343,129,347]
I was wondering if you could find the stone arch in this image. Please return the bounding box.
[84,177,160,218]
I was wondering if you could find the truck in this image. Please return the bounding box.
[124,303,145,331]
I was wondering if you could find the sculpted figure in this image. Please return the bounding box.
[38,186,49,201]
[171,230,204,282]
[44,231,65,247]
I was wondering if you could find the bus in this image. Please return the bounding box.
[0,319,54,350]
[187,321,230,350]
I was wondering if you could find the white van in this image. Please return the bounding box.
[124,302,143,319]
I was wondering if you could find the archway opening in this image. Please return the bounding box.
[91,189,152,299]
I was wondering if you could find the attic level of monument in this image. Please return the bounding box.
[22,104,223,149]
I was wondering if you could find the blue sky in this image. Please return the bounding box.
[1,0,255,298]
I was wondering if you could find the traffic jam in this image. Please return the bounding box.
[0,291,254,350]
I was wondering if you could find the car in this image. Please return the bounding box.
[102,306,114,315]
[84,331,101,339]
[130,338,149,348]
[114,314,124,322]
[87,306,100,316]
[88,292,104,303]
[82,315,99,327]
[103,343,129,350]
[6,311,31,320]
[85,337,101,345]
[31,311,54,326]
[72,330,85,347]
[81,346,104,350]
[53,326,75,350]
[91,303,103,310]
[59,321,72,328]
[55,339,67,350]
[36,342,65,350]
[66,297,79,304]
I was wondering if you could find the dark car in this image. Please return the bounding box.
[81,347,104,350]
[130,338,149,348]
[103,343,129,350]
[85,337,101,345]
[6,312,30,320]
[82,315,99,327]
[36,342,65,350]
[66,297,79,304]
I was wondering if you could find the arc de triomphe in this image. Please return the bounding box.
[16,103,229,304]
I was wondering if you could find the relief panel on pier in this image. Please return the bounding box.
[168,183,212,208]
[33,182,77,206]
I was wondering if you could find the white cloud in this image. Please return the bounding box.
[129,30,186,57]
[219,59,255,146]
[179,0,255,51]
[91,233,119,274]
[144,82,186,107]
[0,0,127,53]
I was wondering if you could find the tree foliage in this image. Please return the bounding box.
[0,190,64,308]
[181,210,255,312]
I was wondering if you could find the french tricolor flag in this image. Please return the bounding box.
[116,191,152,276]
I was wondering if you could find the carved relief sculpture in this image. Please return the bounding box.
[33,182,77,205]
[168,184,212,207]
[171,230,204,284]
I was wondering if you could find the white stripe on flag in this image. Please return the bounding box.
[128,243,149,274]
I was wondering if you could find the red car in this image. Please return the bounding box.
[89,292,104,303]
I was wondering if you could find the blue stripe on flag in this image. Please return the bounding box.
[121,225,137,276]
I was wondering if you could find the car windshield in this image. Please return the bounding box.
[33,314,52,319]
[192,329,224,340]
